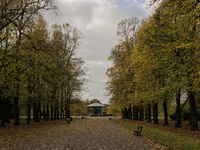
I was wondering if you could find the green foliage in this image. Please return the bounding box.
[89,99,101,104]
[70,99,87,116]
[107,102,121,116]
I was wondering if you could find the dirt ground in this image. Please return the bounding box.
[0,118,169,150]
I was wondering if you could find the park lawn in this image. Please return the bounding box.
[113,118,200,150]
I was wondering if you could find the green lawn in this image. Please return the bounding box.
[113,119,200,150]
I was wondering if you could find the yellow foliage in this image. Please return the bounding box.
[107,102,121,116]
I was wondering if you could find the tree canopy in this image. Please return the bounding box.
[107,0,200,130]
[0,1,86,127]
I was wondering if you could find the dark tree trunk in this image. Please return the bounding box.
[66,105,70,123]
[27,97,31,124]
[54,106,57,120]
[65,107,67,119]
[189,105,192,125]
[139,106,144,121]
[145,107,148,119]
[43,107,46,119]
[175,90,182,127]
[46,105,49,121]
[33,100,36,120]
[122,109,125,118]
[51,105,54,120]
[0,100,5,127]
[14,96,20,125]
[60,106,63,119]
[125,108,129,119]
[57,107,59,119]
[66,107,70,118]
[188,91,198,131]
[35,102,39,122]
[38,102,41,119]
[148,104,151,123]
[125,108,127,118]
[132,107,135,120]
[153,103,159,124]
[128,106,132,119]
[5,99,10,123]
[51,94,54,120]
[133,106,139,120]
[163,100,168,125]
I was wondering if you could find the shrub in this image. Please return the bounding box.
[170,109,200,121]
[169,113,176,120]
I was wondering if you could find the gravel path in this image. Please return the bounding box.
[1,118,158,150]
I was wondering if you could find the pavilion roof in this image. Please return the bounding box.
[87,103,106,107]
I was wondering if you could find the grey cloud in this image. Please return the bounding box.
[44,0,151,104]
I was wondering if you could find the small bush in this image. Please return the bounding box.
[170,109,200,121]
[169,113,176,120]
[182,110,190,120]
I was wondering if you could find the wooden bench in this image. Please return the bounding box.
[133,126,143,136]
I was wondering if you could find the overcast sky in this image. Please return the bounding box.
[44,0,152,104]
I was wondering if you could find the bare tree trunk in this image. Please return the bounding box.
[35,102,39,122]
[188,91,198,131]
[133,106,139,120]
[66,105,70,123]
[122,109,125,118]
[33,100,36,120]
[27,97,31,124]
[163,100,168,125]
[54,106,57,120]
[5,99,10,123]
[148,104,151,123]
[60,106,63,119]
[46,105,49,121]
[139,106,144,121]
[38,102,41,119]
[127,106,132,119]
[57,107,59,119]
[43,107,46,119]
[153,103,159,124]
[175,90,181,127]
[51,105,54,120]
[14,96,20,125]
[0,100,5,127]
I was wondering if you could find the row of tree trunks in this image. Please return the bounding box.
[25,103,69,123]
[121,97,198,131]
[121,103,159,124]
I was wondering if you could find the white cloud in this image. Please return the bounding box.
[44,0,151,104]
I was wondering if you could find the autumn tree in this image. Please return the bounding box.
[0,0,56,126]
[150,0,200,130]
[0,1,86,127]
[107,17,139,119]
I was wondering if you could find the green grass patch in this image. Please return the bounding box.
[113,118,200,150]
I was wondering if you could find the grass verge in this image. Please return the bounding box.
[113,118,200,150]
